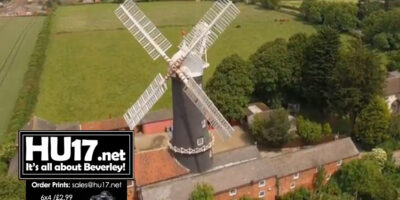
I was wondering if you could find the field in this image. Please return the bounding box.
[0,17,44,137]
[35,2,316,123]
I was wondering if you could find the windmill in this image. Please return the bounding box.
[115,0,239,172]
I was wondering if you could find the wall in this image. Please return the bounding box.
[278,156,358,196]
[215,177,276,200]
[142,120,173,134]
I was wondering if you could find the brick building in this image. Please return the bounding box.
[135,138,359,200]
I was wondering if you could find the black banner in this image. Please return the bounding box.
[19,131,134,179]
[26,180,127,200]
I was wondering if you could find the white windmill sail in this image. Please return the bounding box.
[115,0,172,61]
[182,76,235,139]
[124,73,167,130]
[179,0,239,57]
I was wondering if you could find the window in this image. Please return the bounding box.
[127,180,134,188]
[337,160,343,166]
[259,180,266,187]
[201,120,207,128]
[197,137,204,146]
[290,182,296,190]
[259,190,265,198]
[229,188,237,196]
[293,172,300,180]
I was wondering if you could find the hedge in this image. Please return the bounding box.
[0,14,52,174]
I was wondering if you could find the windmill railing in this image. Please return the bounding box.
[168,133,215,155]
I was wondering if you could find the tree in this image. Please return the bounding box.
[357,0,383,20]
[322,123,332,135]
[328,39,385,132]
[251,39,291,107]
[314,166,327,193]
[280,187,312,200]
[301,0,324,24]
[250,109,291,147]
[287,33,309,99]
[355,96,390,148]
[206,54,253,121]
[388,114,400,139]
[296,116,323,144]
[335,158,398,200]
[189,183,214,200]
[387,50,400,71]
[323,3,359,31]
[302,26,340,111]
[362,9,400,50]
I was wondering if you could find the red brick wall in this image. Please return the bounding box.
[142,120,173,134]
[278,156,358,196]
[215,177,276,200]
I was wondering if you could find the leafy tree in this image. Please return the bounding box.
[322,123,332,135]
[251,39,291,107]
[387,50,400,71]
[370,148,387,169]
[362,9,400,50]
[314,166,327,193]
[206,54,253,121]
[280,187,311,200]
[355,96,390,148]
[251,109,291,147]
[301,0,324,24]
[357,0,383,20]
[296,116,323,143]
[388,114,400,139]
[335,158,398,200]
[328,39,385,132]
[189,183,214,200]
[287,33,309,98]
[301,0,358,31]
[302,26,340,111]
[323,3,359,31]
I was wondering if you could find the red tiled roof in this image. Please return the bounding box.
[134,149,189,186]
[81,117,127,130]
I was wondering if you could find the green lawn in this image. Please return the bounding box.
[35,2,316,123]
[0,17,45,138]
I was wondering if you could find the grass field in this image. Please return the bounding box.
[35,2,316,123]
[0,17,44,137]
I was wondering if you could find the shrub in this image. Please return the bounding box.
[296,116,324,144]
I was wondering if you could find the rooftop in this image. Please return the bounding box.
[385,71,400,96]
[134,148,189,186]
[140,138,359,200]
[139,109,173,124]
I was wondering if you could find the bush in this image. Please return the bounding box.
[251,109,291,147]
[189,183,214,200]
[373,33,391,50]
[296,116,324,144]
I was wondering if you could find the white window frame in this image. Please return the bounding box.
[201,120,207,128]
[293,172,300,180]
[337,159,343,166]
[197,137,204,146]
[259,190,265,198]
[290,182,296,190]
[229,188,237,196]
[259,180,266,187]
